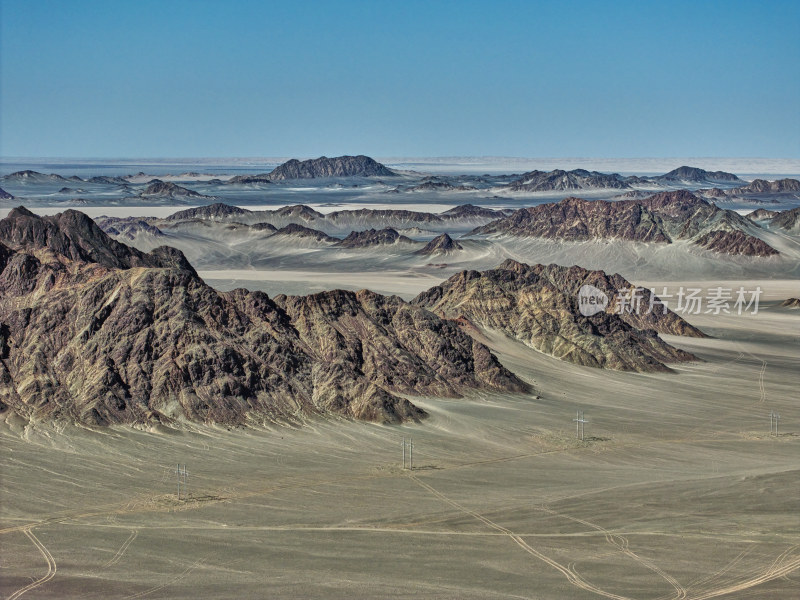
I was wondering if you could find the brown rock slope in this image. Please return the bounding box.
[413,260,702,372]
[0,209,525,426]
[472,191,779,257]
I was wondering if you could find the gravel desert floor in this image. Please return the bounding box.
[2,291,798,599]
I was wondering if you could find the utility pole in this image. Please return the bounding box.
[176,464,188,500]
[574,411,588,441]
[402,437,406,469]
[401,438,413,470]
[774,413,780,437]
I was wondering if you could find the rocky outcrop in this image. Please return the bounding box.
[733,178,800,194]
[656,166,741,183]
[267,155,396,180]
[226,174,273,184]
[1,170,68,182]
[412,260,701,372]
[271,223,337,242]
[473,196,670,241]
[472,192,778,256]
[140,180,208,199]
[506,169,631,192]
[416,233,463,255]
[441,204,508,219]
[769,207,800,234]
[337,228,413,248]
[0,187,14,200]
[695,230,779,257]
[0,210,528,427]
[96,217,166,241]
[166,203,251,221]
[0,207,196,274]
[747,208,780,221]
[780,297,800,309]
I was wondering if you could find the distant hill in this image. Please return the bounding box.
[337,228,414,248]
[140,180,210,199]
[0,187,14,200]
[506,169,631,192]
[416,233,462,255]
[267,155,397,180]
[657,166,742,183]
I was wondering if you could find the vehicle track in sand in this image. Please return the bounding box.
[7,528,57,600]
[102,529,139,568]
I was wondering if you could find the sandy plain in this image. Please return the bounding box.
[1,284,798,599]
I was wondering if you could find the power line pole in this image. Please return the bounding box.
[774,413,780,437]
[402,437,406,469]
[574,411,588,441]
[175,464,188,500]
[401,437,413,470]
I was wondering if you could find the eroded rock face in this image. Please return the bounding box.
[416,233,463,255]
[267,155,396,180]
[507,169,631,192]
[770,207,800,234]
[0,209,526,427]
[412,259,702,372]
[336,228,413,248]
[695,230,779,257]
[472,192,780,257]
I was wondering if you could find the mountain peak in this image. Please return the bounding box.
[267,155,396,180]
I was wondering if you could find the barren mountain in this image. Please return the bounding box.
[166,203,250,221]
[769,207,800,234]
[780,297,800,308]
[730,178,800,194]
[0,187,13,200]
[506,169,631,192]
[271,223,338,242]
[95,217,166,241]
[267,155,396,180]
[0,170,69,183]
[0,210,528,427]
[695,230,779,256]
[141,180,209,199]
[472,192,779,256]
[226,174,274,184]
[412,260,701,372]
[747,208,780,221]
[656,166,742,183]
[417,233,463,255]
[337,228,414,248]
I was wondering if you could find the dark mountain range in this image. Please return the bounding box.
[769,207,800,233]
[0,170,69,182]
[267,155,396,180]
[271,223,337,242]
[0,209,526,426]
[166,203,251,221]
[416,233,463,255]
[226,174,274,184]
[94,217,166,241]
[472,191,779,257]
[412,260,701,372]
[141,180,209,199]
[695,230,779,256]
[337,228,414,248]
[506,169,631,192]
[0,207,195,273]
[656,166,742,183]
[441,204,509,219]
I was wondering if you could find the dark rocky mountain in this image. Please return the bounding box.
[441,204,508,219]
[267,155,396,180]
[412,260,701,372]
[251,222,278,233]
[166,203,251,221]
[747,208,780,221]
[271,223,337,242]
[769,206,800,234]
[0,210,528,427]
[273,204,325,222]
[657,166,742,183]
[506,169,631,192]
[729,178,800,194]
[0,207,195,274]
[226,174,273,184]
[695,230,779,257]
[780,297,800,309]
[141,180,209,199]
[337,228,414,248]
[472,192,779,257]
[1,170,68,182]
[416,233,463,255]
[0,187,14,200]
[95,217,166,241]
[87,176,129,185]
[473,196,669,242]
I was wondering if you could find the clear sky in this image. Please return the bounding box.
[1,0,798,158]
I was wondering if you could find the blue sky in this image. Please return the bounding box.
[1,0,798,158]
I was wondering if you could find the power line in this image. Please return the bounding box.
[574,411,588,441]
